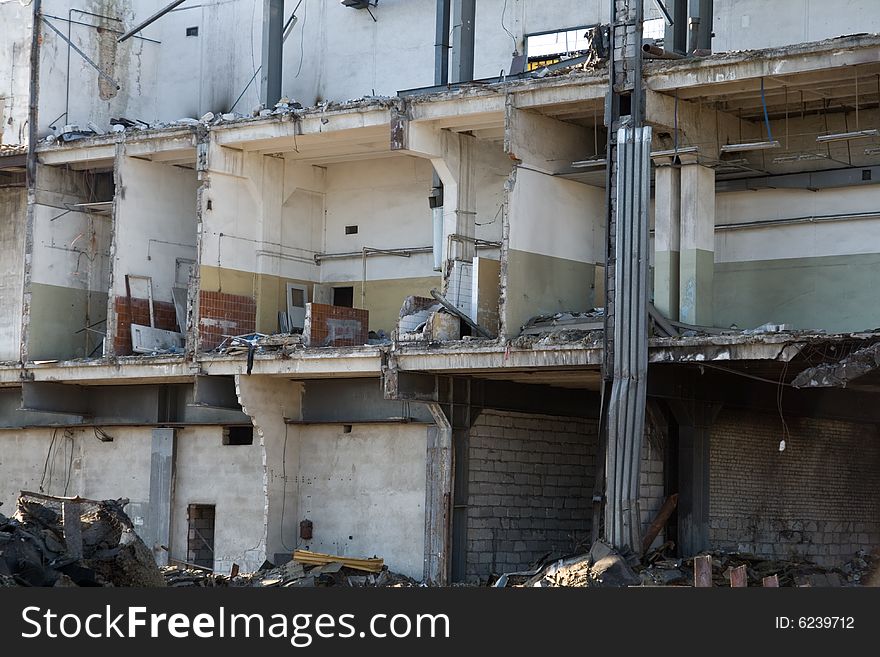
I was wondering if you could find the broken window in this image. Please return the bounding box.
[333,286,354,308]
[524,26,595,70]
[186,504,215,569]
[223,426,253,445]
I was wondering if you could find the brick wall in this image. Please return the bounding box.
[304,303,369,347]
[199,291,257,350]
[710,409,880,566]
[639,440,666,549]
[465,410,598,580]
[113,296,178,355]
[186,504,216,569]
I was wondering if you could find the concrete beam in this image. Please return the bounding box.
[505,107,595,174]
[37,144,116,167]
[645,89,760,160]
[213,110,393,149]
[20,382,91,416]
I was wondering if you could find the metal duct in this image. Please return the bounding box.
[604,125,652,552]
[451,0,475,83]
[435,0,451,85]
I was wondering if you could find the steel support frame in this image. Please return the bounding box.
[601,0,652,553]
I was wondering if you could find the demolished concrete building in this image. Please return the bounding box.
[1,0,878,584]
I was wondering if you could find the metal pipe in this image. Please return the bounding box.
[450,0,475,83]
[434,0,451,86]
[314,246,433,263]
[642,43,683,59]
[117,0,188,42]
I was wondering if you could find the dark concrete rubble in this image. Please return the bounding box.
[493,542,879,588]
[0,493,165,587]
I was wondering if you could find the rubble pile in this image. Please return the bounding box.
[0,493,165,588]
[495,541,641,588]
[163,560,419,588]
[637,548,879,587]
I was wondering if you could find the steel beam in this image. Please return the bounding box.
[261,0,284,108]
[450,0,475,83]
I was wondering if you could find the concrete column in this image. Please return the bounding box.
[653,162,681,321]
[431,132,476,263]
[678,161,715,326]
[669,399,720,556]
[147,428,176,566]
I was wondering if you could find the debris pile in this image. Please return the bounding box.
[638,548,879,587]
[494,541,640,588]
[163,551,419,588]
[0,492,165,587]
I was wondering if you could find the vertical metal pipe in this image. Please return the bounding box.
[434,0,451,86]
[451,0,475,83]
[261,0,284,108]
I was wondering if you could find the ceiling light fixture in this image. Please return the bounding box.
[720,140,780,154]
[816,129,879,143]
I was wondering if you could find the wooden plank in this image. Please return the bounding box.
[730,564,748,587]
[641,493,679,554]
[293,549,384,573]
[694,554,713,587]
[762,574,779,588]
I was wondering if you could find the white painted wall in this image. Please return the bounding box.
[33,0,264,137]
[202,146,266,275]
[113,154,198,301]
[294,423,428,580]
[171,426,266,573]
[321,155,435,282]
[713,0,880,53]
[6,0,876,146]
[715,185,880,264]
[0,188,26,361]
[0,424,268,574]
[508,166,604,264]
[0,0,32,145]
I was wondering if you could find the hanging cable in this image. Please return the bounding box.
[501,0,517,53]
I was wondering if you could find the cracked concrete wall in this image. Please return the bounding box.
[30,0,263,138]
[235,374,303,566]
[0,1,32,146]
